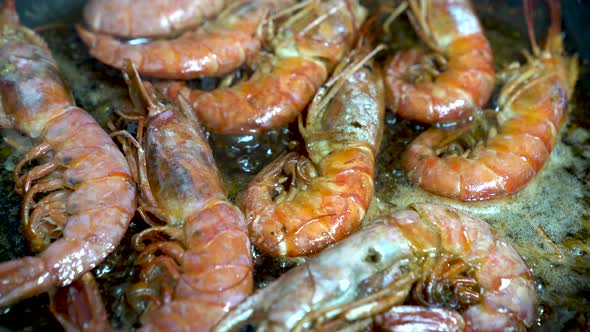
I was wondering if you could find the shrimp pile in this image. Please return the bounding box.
[238,45,385,257]
[77,0,293,79]
[384,0,495,124]
[0,0,136,307]
[401,0,578,201]
[215,203,537,331]
[159,0,367,134]
[6,0,585,330]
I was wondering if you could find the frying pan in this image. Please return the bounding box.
[0,0,589,331]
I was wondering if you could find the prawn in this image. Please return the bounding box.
[158,0,366,134]
[236,45,385,257]
[83,0,227,38]
[111,63,253,331]
[213,203,537,331]
[401,0,579,201]
[0,0,136,307]
[77,0,293,80]
[384,0,495,124]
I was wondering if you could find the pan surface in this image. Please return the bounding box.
[0,0,589,331]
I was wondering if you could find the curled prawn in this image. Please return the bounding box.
[159,0,366,134]
[83,0,227,38]
[108,63,253,331]
[384,0,495,124]
[77,0,293,80]
[401,0,578,201]
[0,0,136,307]
[237,45,385,257]
[214,203,537,331]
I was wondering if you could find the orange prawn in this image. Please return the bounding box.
[77,0,293,80]
[237,45,385,257]
[214,203,537,331]
[159,0,366,134]
[83,0,227,38]
[401,0,578,201]
[384,0,495,124]
[112,63,253,331]
[0,0,136,307]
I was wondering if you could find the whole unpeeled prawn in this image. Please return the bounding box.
[50,63,254,332]
[159,0,367,134]
[0,0,136,307]
[214,203,537,331]
[401,0,578,201]
[83,0,227,38]
[384,0,495,124]
[237,45,385,257]
[77,0,293,79]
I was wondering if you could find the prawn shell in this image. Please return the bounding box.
[144,109,226,221]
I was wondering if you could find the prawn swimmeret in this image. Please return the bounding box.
[0,0,136,307]
[384,0,495,124]
[401,0,578,201]
[214,203,537,331]
[237,45,385,257]
[159,0,367,134]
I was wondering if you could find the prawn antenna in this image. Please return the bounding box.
[523,0,540,55]
[122,59,163,118]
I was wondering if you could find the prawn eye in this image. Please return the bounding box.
[364,247,382,264]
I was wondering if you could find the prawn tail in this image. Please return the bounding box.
[49,272,113,332]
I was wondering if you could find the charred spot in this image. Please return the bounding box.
[60,155,73,163]
[362,63,373,72]
[364,247,382,264]
[351,121,363,129]
[66,176,81,186]
[241,324,257,332]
